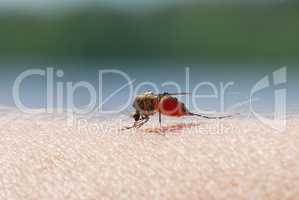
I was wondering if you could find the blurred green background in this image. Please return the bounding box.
[0,0,298,111]
[0,0,298,62]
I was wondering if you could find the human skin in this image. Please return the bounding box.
[0,113,299,200]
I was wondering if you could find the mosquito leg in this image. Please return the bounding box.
[121,120,142,130]
[134,120,143,128]
[135,116,149,128]
[122,115,150,131]
[121,118,142,130]
[122,124,135,130]
[159,112,162,126]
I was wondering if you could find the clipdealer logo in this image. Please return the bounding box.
[250,67,287,132]
[12,66,288,132]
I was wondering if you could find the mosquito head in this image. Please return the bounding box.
[132,110,141,122]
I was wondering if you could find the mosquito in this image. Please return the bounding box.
[123,91,234,130]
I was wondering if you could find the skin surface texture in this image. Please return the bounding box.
[0,111,298,200]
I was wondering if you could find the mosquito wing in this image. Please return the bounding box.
[159,92,192,96]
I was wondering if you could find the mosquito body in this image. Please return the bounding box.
[124,91,232,130]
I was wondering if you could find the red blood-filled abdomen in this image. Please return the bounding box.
[159,96,187,117]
